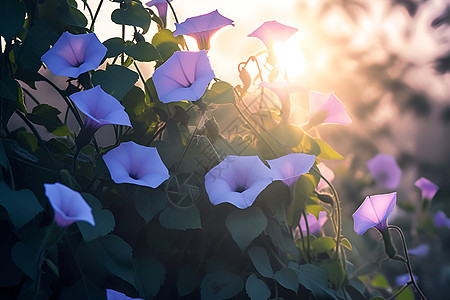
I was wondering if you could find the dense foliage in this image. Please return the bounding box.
[0,0,442,299]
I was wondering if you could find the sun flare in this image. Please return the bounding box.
[273,34,306,79]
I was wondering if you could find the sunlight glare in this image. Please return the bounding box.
[273,34,306,79]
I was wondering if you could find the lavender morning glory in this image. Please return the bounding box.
[308,91,352,126]
[267,153,316,187]
[367,154,402,189]
[145,0,173,28]
[414,177,439,200]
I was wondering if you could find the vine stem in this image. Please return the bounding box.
[165,0,179,23]
[388,225,427,300]
[311,167,341,261]
[174,110,205,173]
[89,0,104,31]
[302,210,312,262]
[14,110,58,168]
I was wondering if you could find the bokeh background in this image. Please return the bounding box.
[29,0,450,298]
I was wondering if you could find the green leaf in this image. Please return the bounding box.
[16,27,50,73]
[274,268,299,293]
[0,141,9,169]
[77,194,115,242]
[99,235,135,286]
[134,256,166,298]
[0,0,25,41]
[125,41,162,62]
[52,125,70,136]
[92,64,139,100]
[247,246,273,278]
[151,29,180,61]
[59,279,106,300]
[201,271,244,300]
[177,264,202,297]
[103,37,125,58]
[56,0,87,27]
[205,81,236,105]
[340,238,352,250]
[311,237,336,254]
[111,1,151,33]
[0,181,43,229]
[17,131,38,152]
[355,262,379,277]
[0,77,20,102]
[133,187,167,223]
[26,104,63,132]
[371,273,390,289]
[314,138,344,160]
[394,286,414,300]
[226,207,268,252]
[288,174,317,227]
[11,241,37,280]
[299,133,320,156]
[245,274,271,300]
[319,260,346,289]
[159,205,202,230]
[122,85,146,117]
[289,263,338,299]
[0,242,24,286]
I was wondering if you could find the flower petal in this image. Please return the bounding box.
[152,51,215,103]
[258,81,305,100]
[71,86,132,127]
[205,156,273,209]
[106,289,143,300]
[367,154,402,189]
[41,32,106,78]
[414,177,439,200]
[103,142,169,188]
[352,192,397,235]
[248,21,298,49]
[44,182,95,227]
[267,153,316,187]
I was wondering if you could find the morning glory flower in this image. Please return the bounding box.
[41,31,107,78]
[152,50,215,103]
[433,210,450,229]
[352,192,397,235]
[204,156,273,209]
[308,91,352,126]
[367,154,402,189]
[414,177,439,200]
[395,273,418,286]
[317,163,335,191]
[174,10,234,50]
[258,81,304,100]
[267,153,316,187]
[103,141,170,188]
[299,211,327,235]
[248,20,298,51]
[408,244,430,257]
[44,182,95,228]
[71,85,132,131]
[106,289,143,300]
[145,0,173,28]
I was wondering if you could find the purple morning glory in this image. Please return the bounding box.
[204,156,273,209]
[367,154,402,189]
[70,85,132,131]
[145,0,173,28]
[174,10,234,50]
[433,210,450,229]
[44,182,95,228]
[414,177,439,200]
[352,192,397,235]
[152,50,215,103]
[408,244,430,257]
[106,289,143,300]
[309,91,352,126]
[248,20,298,50]
[395,273,418,286]
[267,153,316,187]
[103,141,170,188]
[317,163,335,191]
[298,211,327,235]
[41,31,107,78]
[258,81,305,100]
